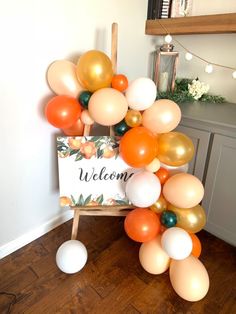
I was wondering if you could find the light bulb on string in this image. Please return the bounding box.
[232,71,236,79]
[164,34,172,44]
[185,52,193,61]
[205,64,213,74]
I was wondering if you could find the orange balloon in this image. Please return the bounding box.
[62,118,84,136]
[155,167,169,185]
[111,74,128,92]
[189,233,202,258]
[45,95,81,129]
[124,208,161,242]
[119,127,158,168]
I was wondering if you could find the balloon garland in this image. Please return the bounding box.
[44,29,209,302]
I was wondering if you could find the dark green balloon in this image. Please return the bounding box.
[114,120,130,136]
[78,91,92,109]
[161,210,177,228]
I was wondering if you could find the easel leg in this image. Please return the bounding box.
[71,209,80,240]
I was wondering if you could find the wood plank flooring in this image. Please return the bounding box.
[0,216,235,313]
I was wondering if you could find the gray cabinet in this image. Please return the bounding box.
[202,134,236,246]
[177,101,236,246]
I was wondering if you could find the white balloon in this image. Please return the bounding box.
[160,162,189,177]
[161,227,192,260]
[126,171,161,207]
[56,240,88,274]
[125,77,157,110]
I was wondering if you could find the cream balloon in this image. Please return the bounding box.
[47,60,84,97]
[145,158,161,172]
[88,88,128,126]
[81,110,94,125]
[170,255,209,301]
[161,227,192,260]
[125,171,161,207]
[163,173,204,208]
[125,78,157,110]
[142,99,181,134]
[160,162,189,177]
[139,235,170,274]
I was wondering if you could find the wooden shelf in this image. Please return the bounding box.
[145,13,236,35]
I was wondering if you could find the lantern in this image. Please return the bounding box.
[154,44,179,93]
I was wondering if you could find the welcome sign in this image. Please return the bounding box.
[57,136,137,207]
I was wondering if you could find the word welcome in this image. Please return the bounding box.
[78,167,134,183]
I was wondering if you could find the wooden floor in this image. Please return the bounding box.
[0,216,235,314]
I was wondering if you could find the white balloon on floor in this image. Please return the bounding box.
[56,240,88,274]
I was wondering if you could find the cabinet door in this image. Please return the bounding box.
[176,125,211,181]
[202,134,236,245]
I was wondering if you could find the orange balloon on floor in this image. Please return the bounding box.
[189,233,202,258]
[124,208,161,242]
[119,127,158,168]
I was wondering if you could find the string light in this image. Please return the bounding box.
[185,52,193,61]
[164,34,172,44]
[205,64,213,74]
[157,21,236,78]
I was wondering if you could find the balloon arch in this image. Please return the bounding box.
[44,47,209,302]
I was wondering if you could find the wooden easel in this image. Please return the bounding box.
[71,23,133,240]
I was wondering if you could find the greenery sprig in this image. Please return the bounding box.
[157,78,226,103]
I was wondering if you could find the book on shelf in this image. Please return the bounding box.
[148,0,172,19]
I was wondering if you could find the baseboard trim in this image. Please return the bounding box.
[0,210,74,259]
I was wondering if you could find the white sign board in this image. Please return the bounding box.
[57,136,136,207]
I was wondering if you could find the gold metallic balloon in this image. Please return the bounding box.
[76,50,113,92]
[150,194,168,214]
[168,204,206,233]
[125,110,142,127]
[157,132,194,166]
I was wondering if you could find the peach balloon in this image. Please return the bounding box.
[88,88,128,126]
[81,110,94,125]
[139,235,170,274]
[170,255,209,301]
[163,173,204,208]
[47,60,84,97]
[142,99,181,134]
[62,118,84,136]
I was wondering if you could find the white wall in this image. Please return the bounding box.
[1,0,236,256]
[0,0,152,254]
